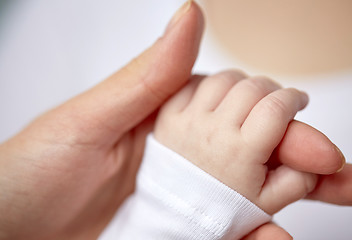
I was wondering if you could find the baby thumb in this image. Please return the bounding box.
[259,165,318,215]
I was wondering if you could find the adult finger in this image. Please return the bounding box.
[47,1,204,145]
[306,163,352,205]
[273,120,345,174]
[242,222,293,240]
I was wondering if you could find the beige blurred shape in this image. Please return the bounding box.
[202,0,352,76]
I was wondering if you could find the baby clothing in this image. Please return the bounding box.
[99,134,271,240]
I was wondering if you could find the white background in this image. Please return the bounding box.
[0,0,351,239]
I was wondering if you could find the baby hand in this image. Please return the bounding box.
[154,70,317,214]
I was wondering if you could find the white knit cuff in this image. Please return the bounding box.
[138,134,272,239]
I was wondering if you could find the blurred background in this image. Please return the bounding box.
[0,0,351,239]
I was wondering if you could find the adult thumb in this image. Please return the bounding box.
[53,1,204,143]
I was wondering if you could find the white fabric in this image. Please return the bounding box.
[99,134,271,240]
[2,2,352,239]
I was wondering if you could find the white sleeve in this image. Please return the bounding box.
[99,134,271,240]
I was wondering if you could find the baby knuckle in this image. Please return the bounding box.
[263,95,288,116]
[251,75,275,85]
[212,70,247,82]
[293,176,314,199]
[303,173,318,194]
[287,88,303,99]
[245,76,281,93]
[244,77,268,92]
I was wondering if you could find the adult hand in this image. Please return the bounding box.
[243,165,352,240]
[0,1,347,240]
[307,164,352,205]
[243,121,348,240]
[0,2,204,239]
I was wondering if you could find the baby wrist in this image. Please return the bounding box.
[140,134,271,239]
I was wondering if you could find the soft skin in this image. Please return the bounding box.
[154,71,317,215]
[0,2,348,240]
